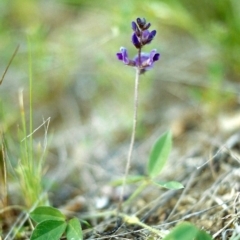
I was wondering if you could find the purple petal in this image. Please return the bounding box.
[132,33,141,49]
[146,49,160,66]
[142,30,150,39]
[153,53,160,62]
[132,21,141,36]
[144,30,157,44]
[137,50,160,70]
[120,47,129,64]
[150,30,157,38]
[116,53,123,61]
[132,21,137,31]
[133,52,149,67]
[149,49,157,62]
[116,47,130,65]
[140,53,150,65]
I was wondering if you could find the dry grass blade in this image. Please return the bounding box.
[0,132,7,208]
[0,45,19,85]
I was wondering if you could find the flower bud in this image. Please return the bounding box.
[132,21,141,37]
[142,22,151,30]
[132,33,141,49]
[136,17,146,29]
[143,30,156,45]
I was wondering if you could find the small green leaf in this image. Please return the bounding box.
[30,220,67,240]
[110,175,145,186]
[147,131,172,178]
[80,219,91,227]
[154,181,184,190]
[163,222,213,240]
[30,206,65,223]
[196,230,213,240]
[66,217,83,240]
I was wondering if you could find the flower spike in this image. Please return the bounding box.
[116,17,160,74]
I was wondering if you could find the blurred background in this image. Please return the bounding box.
[1,0,240,206]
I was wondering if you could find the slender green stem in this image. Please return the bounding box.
[19,90,28,162]
[118,30,143,213]
[123,180,148,206]
[118,67,141,211]
[27,37,33,170]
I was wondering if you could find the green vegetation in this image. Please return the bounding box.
[1,0,239,239]
[30,206,83,240]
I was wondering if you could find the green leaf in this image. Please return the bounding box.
[30,206,65,223]
[154,181,184,190]
[147,130,172,178]
[66,217,83,240]
[163,222,213,240]
[110,175,145,186]
[79,219,91,227]
[30,220,67,240]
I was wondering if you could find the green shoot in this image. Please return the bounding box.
[14,39,48,208]
[112,130,183,206]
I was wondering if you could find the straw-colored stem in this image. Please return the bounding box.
[82,210,166,238]
[1,133,7,207]
[19,90,28,162]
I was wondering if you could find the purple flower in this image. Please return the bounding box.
[116,47,160,73]
[116,17,159,73]
[142,30,156,45]
[136,17,147,29]
[131,18,157,49]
